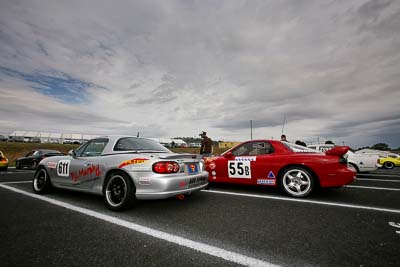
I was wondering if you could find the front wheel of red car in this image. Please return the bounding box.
[103,172,136,211]
[281,167,314,198]
[32,167,52,194]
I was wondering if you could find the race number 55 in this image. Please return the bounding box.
[57,160,70,177]
[228,161,251,178]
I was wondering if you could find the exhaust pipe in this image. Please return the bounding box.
[176,194,185,200]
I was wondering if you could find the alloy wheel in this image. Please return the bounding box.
[282,168,312,197]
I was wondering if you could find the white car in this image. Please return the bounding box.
[307,144,379,173]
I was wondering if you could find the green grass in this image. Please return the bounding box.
[0,141,229,166]
[0,142,80,166]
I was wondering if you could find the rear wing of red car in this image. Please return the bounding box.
[325,146,349,157]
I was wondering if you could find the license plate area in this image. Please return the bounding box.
[187,163,199,174]
[189,176,206,187]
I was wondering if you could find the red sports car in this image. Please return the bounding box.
[204,140,356,197]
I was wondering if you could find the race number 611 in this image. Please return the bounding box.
[57,160,70,177]
[228,161,251,178]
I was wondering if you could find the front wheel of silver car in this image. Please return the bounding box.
[281,167,314,198]
[32,167,52,194]
[104,172,136,211]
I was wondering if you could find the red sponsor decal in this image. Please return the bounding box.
[70,165,101,182]
[46,162,57,169]
[179,181,186,188]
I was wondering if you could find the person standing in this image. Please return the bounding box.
[199,131,212,156]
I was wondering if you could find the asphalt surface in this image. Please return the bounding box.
[1,168,399,266]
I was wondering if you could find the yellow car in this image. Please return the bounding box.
[0,150,9,171]
[378,154,400,169]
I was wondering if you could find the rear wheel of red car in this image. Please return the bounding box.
[32,167,52,194]
[104,172,136,211]
[281,167,314,198]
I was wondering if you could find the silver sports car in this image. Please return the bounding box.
[32,136,208,211]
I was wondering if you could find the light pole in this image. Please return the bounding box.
[250,120,253,140]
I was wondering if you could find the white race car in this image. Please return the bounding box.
[307,144,379,173]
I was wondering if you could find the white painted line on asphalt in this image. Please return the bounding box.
[203,190,400,214]
[2,181,32,184]
[388,222,400,235]
[357,178,400,183]
[346,185,400,191]
[358,173,400,178]
[0,184,277,267]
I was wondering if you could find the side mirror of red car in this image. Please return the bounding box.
[223,152,233,158]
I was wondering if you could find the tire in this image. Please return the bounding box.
[280,167,314,197]
[0,166,7,171]
[383,162,395,169]
[32,167,52,194]
[348,163,359,173]
[15,161,21,169]
[103,172,136,211]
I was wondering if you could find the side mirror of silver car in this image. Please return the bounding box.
[68,149,76,157]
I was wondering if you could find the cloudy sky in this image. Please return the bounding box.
[0,0,399,148]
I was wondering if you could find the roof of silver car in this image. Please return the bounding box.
[96,135,168,155]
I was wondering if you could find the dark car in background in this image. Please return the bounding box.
[16,149,65,170]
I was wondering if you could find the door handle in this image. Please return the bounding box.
[84,162,93,167]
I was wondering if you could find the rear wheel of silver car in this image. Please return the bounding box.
[281,167,314,198]
[32,167,52,194]
[104,172,136,211]
[383,162,394,169]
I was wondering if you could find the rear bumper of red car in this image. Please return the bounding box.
[319,167,356,187]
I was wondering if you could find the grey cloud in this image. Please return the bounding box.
[358,0,393,19]
[0,0,400,147]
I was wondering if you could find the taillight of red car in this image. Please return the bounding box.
[152,161,180,174]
